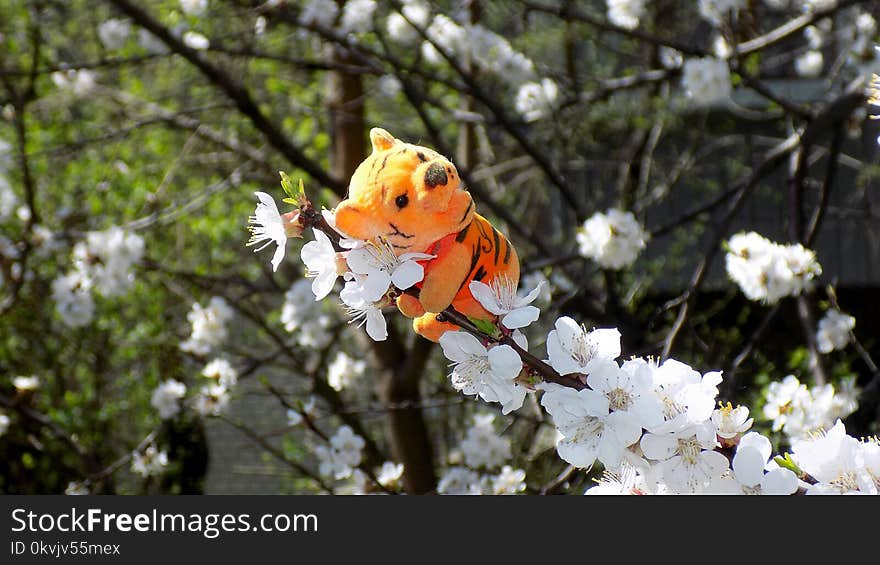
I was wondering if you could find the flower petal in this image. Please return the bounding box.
[501,306,540,329]
[439,331,484,363]
[515,280,546,307]
[270,239,286,272]
[738,432,772,465]
[391,260,424,289]
[487,345,522,380]
[469,280,505,314]
[732,446,765,488]
[760,468,799,495]
[365,307,387,341]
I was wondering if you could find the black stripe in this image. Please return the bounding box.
[459,200,473,224]
[458,243,482,292]
[417,151,427,162]
[502,237,512,265]
[473,265,487,281]
[492,228,501,265]
[378,154,390,175]
[455,221,472,243]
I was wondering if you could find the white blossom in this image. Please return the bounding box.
[51,271,95,328]
[514,79,558,122]
[541,384,643,471]
[377,461,405,487]
[466,25,536,86]
[247,192,288,272]
[377,74,402,97]
[708,432,799,494]
[202,358,238,388]
[316,425,365,480]
[97,18,130,50]
[151,380,186,420]
[340,0,377,35]
[182,31,209,50]
[420,14,467,65]
[469,275,544,330]
[763,375,859,440]
[606,0,646,30]
[385,0,430,45]
[439,331,526,414]
[546,316,621,377]
[286,409,303,427]
[73,227,145,297]
[640,422,729,493]
[816,309,855,354]
[327,351,367,391]
[180,0,208,16]
[180,296,234,355]
[459,414,512,469]
[131,445,169,478]
[791,420,875,494]
[725,231,822,304]
[345,238,433,293]
[649,359,723,433]
[341,291,388,342]
[711,402,753,439]
[492,466,527,494]
[712,35,732,59]
[51,69,97,96]
[681,57,732,105]
[576,208,648,270]
[590,358,665,430]
[437,466,482,495]
[65,482,90,495]
[584,456,664,495]
[13,375,39,392]
[795,50,824,77]
[301,228,341,300]
[193,383,230,417]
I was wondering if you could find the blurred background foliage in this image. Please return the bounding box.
[0,0,878,494]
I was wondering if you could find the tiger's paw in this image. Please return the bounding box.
[413,312,459,343]
[396,293,425,318]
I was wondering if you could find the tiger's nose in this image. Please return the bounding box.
[424,162,448,189]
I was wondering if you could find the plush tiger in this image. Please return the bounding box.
[334,128,520,342]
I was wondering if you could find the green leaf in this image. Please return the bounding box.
[469,317,500,338]
[280,172,306,205]
[773,453,803,476]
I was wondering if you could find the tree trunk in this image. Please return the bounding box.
[327,42,437,494]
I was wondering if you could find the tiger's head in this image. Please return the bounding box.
[333,128,474,254]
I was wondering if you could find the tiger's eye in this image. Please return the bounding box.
[395,194,409,208]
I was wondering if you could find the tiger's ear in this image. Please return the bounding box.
[334,200,380,241]
[370,128,397,153]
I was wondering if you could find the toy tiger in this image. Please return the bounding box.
[333,128,520,342]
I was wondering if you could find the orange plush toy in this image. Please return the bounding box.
[334,128,520,342]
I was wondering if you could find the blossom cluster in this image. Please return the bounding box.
[724,231,822,304]
[150,354,239,421]
[576,208,648,270]
[437,414,527,495]
[52,227,145,328]
[247,185,875,496]
[763,374,859,441]
[816,309,856,354]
